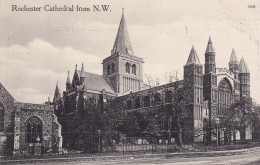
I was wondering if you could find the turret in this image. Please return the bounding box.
[66,71,71,91]
[204,37,216,74]
[203,37,217,144]
[229,48,239,79]
[184,46,203,102]
[184,46,203,143]
[239,57,250,97]
[48,94,50,104]
[72,65,80,88]
[53,81,61,104]
[80,63,85,85]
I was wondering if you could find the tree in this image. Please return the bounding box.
[162,71,191,146]
[218,97,254,143]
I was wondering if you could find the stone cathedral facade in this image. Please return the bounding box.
[53,11,252,150]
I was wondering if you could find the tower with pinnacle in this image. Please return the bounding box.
[202,37,218,143]
[102,10,144,94]
[239,57,250,97]
[184,46,204,142]
[228,48,241,101]
[229,48,239,80]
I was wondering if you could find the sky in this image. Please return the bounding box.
[0,0,260,104]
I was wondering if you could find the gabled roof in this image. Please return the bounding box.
[229,48,238,63]
[186,46,201,65]
[205,37,215,54]
[0,82,16,103]
[239,57,250,73]
[111,10,133,55]
[76,71,115,93]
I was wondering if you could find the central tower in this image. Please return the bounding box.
[103,10,144,94]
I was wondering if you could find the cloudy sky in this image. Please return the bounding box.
[0,0,260,103]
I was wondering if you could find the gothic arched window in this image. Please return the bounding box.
[135,97,141,109]
[144,96,150,107]
[26,116,42,143]
[111,63,115,74]
[0,104,4,132]
[154,93,161,105]
[132,64,136,75]
[125,63,130,73]
[218,78,232,115]
[107,64,111,75]
[127,100,132,110]
[165,91,172,103]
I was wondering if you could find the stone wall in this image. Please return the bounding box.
[15,103,55,154]
[52,114,62,153]
[0,83,63,156]
[0,83,16,155]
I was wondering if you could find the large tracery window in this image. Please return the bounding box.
[0,104,4,132]
[218,78,232,115]
[26,116,42,143]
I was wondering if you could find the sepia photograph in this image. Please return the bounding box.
[0,0,260,164]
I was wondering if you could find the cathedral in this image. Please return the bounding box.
[53,11,252,151]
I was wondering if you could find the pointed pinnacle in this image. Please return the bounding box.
[205,37,215,54]
[239,57,250,73]
[229,48,238,63]
[186,46,201,65]
[80,63,85,78]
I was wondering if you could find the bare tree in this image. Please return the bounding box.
[144,73,154,87]
[164,71,179,83]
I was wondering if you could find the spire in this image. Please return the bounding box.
[80,63,85,78]
[111,9,133,55]
[229,48,238,63]
[72,64,80,86]
[239,57,250,73]
[205,36,215,54]
[53,81,61,103]
[48,94,50,103]
[66,71,71,84]
[186,46,201,65]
